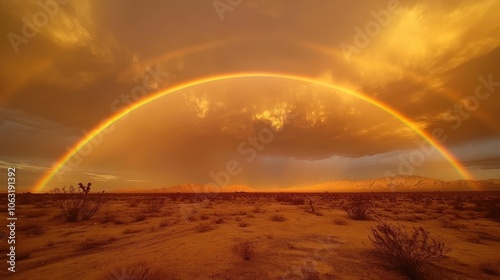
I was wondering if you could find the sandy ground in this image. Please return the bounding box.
[1,192,499,280]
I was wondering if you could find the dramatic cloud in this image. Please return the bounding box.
[1,0,499,191]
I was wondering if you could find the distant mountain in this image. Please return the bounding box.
[126,176,500,193]
[284,175,500,192]
[154,183,257,193]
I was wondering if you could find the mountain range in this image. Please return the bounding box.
[134,176,500,193]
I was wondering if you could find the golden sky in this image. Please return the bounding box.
[1,0,499,192]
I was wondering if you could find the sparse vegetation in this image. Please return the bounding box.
[232,241,254,261]
[195,222,214,233]
[270,214,286,222]
[78,237,117,251]
[8,191,500,279]
[369,220,446,279]
[213,217,225,224]
[343,196,373,220]
[99,261,177,280]
[144,195,165,213]
[333,217,348,225]
[52,183,107,222]
[238,221,249,227]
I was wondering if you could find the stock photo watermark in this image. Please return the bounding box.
[213,0,244,21]
[7,0,71,54]
[384,74,499,187]
[6,167,17,273]
[53,64,171,183]
[339,0,403,60]
[179,115,294,221]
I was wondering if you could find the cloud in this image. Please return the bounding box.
[84,172,118,181]
[0,160,50,172]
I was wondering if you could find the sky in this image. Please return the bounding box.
[1,0,499,192]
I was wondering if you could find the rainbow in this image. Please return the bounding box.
[33,72,474,192]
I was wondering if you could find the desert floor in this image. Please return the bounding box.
[1,192,500,280]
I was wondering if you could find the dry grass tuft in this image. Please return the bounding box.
[77,237,117,251]
[270,214,286,222]
[232,241,254,261]
[99,261,177,280]
[195,222,214,233]
[333,218,348,225]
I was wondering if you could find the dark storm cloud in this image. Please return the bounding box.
[1,0,499,190]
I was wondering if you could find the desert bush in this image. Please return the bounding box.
[99,261,177,280]
[300,262,321,280]
[270,214,286,222]
[123,228,142,234]
[238,221,249,227]
[252,206,263,213]
[51,183,107,222]
[480,262,500,276]
[213,217,225,224]
[485,204,500,222]
[195,222,213,233]
[369,220,445,279]
[343,196,373,220]
[333,218,348,225]
[135,215,147,222]
[19,223,44,236]
[78,237,117,251]
[232,241,254,261]
[200,214,210,220]
[144,195,165,213]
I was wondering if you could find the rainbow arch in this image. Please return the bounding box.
[33,72,473,192]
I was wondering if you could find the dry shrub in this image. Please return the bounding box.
[232,241,254,261]
[144,195,165,213]
[200,214,209,220]
[252,206,264,213]
[369,220,445,280]
[78,237,117,251]
[270,214,286,222]
[343,196,373,220]
[135,215,147,222]
[333,218,348,225]
[238,221,249,227]
[300,262,321,280]
[123,228,142,234]
[485,204,500,222]
[99,261,177,280]
[213,217,225,224]
[480,262,500,276]
[52,183,107,222]
[195,222,213,233]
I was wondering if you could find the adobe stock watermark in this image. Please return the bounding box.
[384,74,499,189]
[339,0,404,60]
[213,0,243,21]
[54,64,171,183]
[280,235,341,279]
[179,115,295,221]
[7,0,71,54]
